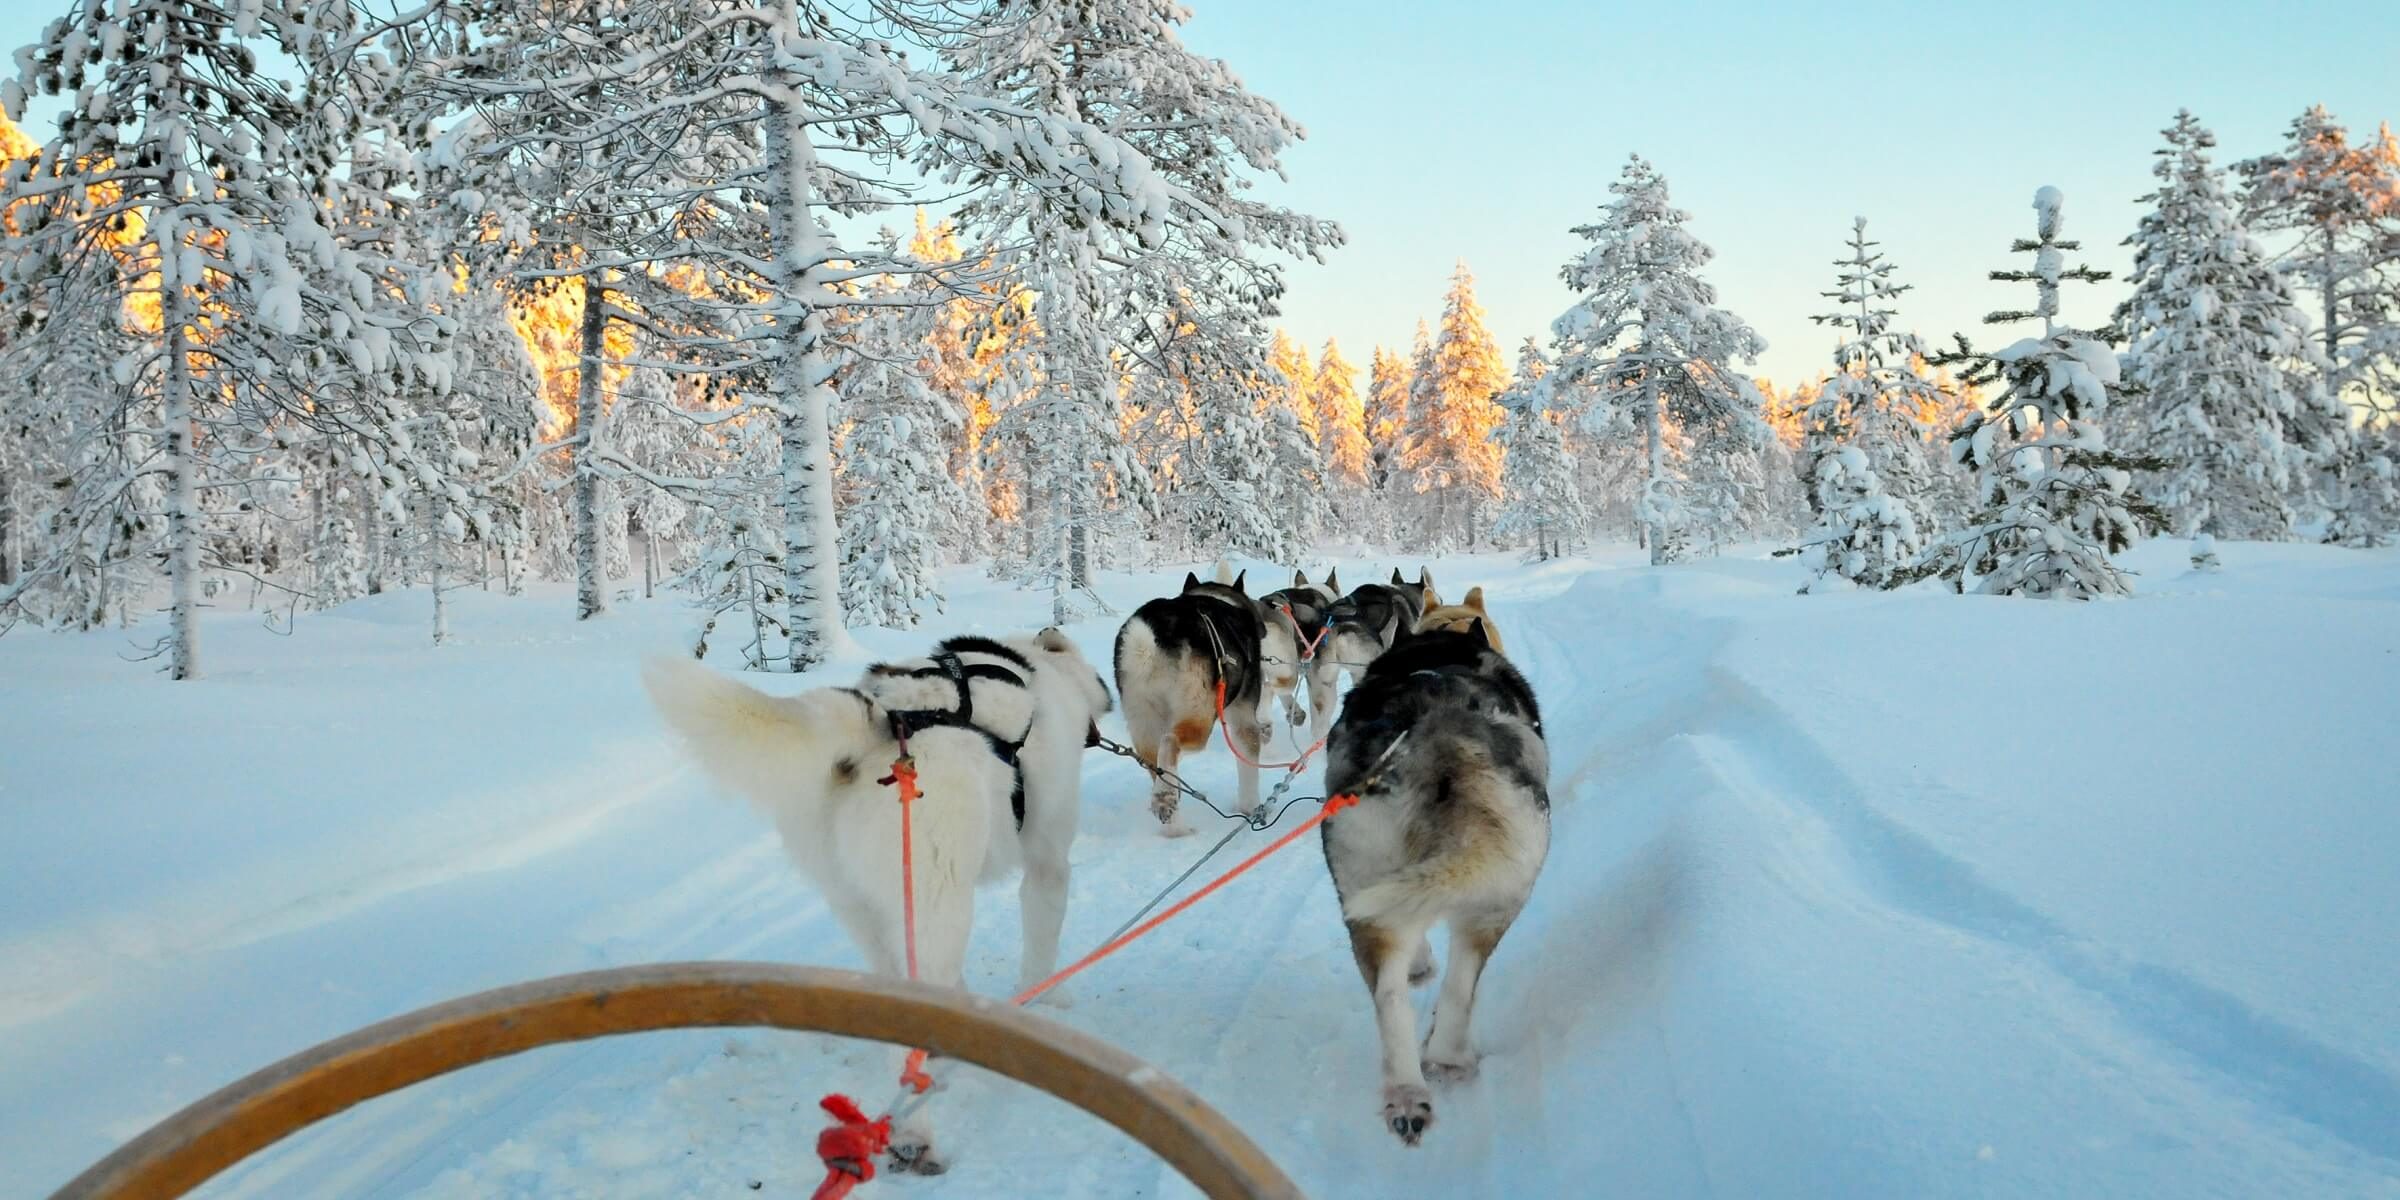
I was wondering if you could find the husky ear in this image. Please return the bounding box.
[1390,568,1405,585]
[1036,627,1074,653]
[1325,568,1341,592]
[1183,571,1202,592]
[1464,586,1486,613]
[1418,567,1434,588]
[1293,568,1309,587]
[1466,618,1491,646]
[1231,570,1247,594]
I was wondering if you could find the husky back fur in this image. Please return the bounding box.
[1320,622,1548,1147]
[1114,570,1281,833]
[1302,568,1438,740]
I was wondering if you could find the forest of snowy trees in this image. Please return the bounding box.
[1,1,2396,676]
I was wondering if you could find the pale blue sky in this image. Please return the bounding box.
[7,2,2395,384]
[1175,0,2400,384]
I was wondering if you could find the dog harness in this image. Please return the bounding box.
[874,649,1034,829]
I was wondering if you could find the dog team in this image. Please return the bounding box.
[642,563,1549,1167]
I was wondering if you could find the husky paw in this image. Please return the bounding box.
[1149,793,1182,825]
[1423,1051,1480,1085]
[887,1134,949,1176]
[1382,1082,1434,1146]
[1407,939,1436,987]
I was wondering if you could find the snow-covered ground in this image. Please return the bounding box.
[4,542,2397,1199]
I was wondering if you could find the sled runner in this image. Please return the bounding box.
[48,962,1300,1200]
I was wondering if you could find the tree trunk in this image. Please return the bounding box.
[431,504,450,648]
[1644,373,1666,567]
[160,261,202,681]
[765,47,846,673]
[572,274,609,621]
[2322,227,2341,369]
[1,464,17,587]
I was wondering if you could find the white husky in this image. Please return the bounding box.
[641,629,1112,1173]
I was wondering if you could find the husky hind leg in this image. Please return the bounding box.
[1422,908,1518,1084]
[1345,915,1439,1146]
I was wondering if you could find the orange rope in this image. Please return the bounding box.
[874,754,935,1098]
[1009,793,1360,1007]
[1214,680,1330,772]
[1276,600,1332,662]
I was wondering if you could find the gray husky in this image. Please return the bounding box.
[1320,621,1548,1146]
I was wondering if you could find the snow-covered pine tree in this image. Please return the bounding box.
[1151,321,1297,563]
[1549,156,1769,564]
[1398,263,1508,550]
[2237,107,2400,545]
[2,0,456,676]
[1259,385,1333,553]
[1790,218,1942,588]
[2238,106,2400,404]
[1364,342,1413,497]
[1312,340,1372,488]
[2115,111,2326,541]
[1267,328,1321,445]
[945,0,1339,621]
[1492,338,1589,560]
[834,299,967,629]
[0,107,149,630]
[434,0,1203,669]
[1909,187,2165,598]
[417,0,760,623]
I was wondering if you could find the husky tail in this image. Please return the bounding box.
[641,656,878,816]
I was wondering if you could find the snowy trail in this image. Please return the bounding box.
[6,548,2398,1198]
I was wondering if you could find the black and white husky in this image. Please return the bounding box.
[1320,621,1548,1146]
[1301,568,1438,740]
[641,630,1112,1171]
[1259,569,1342,730]
[1113,570,1292,834]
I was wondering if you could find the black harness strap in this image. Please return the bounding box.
[876,650,1034,829]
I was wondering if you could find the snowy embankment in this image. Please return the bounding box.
[2,544,2396,1198]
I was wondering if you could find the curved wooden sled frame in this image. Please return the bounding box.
[49,961,1302,1200]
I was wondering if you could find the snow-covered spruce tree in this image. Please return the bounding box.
[1787,218,1941,588]
[1267,327,1321,443]
[1364,342,1412,497]
[1259,386,1333,551]
[1549,155,1769,565]
[833,298,968,629]
[2116,111,2326,541]
[1,0,456,677]
[1150,321,1299,563]
[1492,338,1589,560]
[1310,338,1374,543]
[945,0,1339,620]
[1907,188,2165,598]
[1792,446,1917,593]
[434,2,1193,670]
[1398,263,1508,550]
[2237,107,2400,545]
[1312,339,1372,487]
